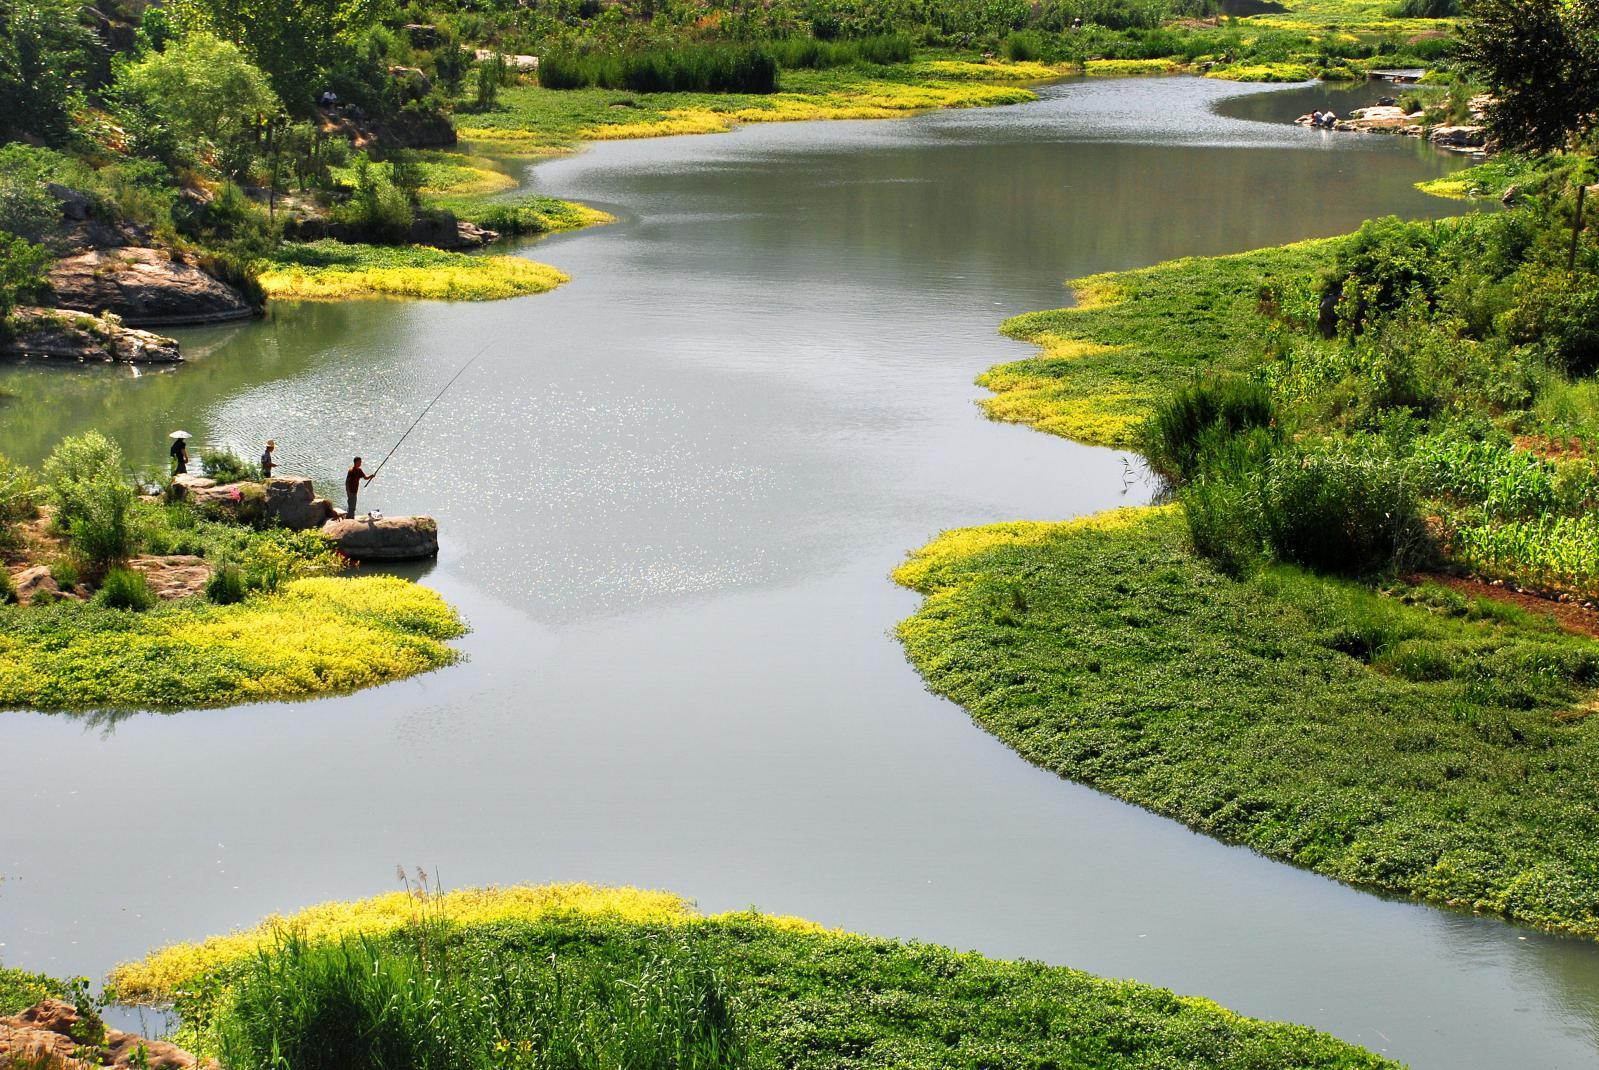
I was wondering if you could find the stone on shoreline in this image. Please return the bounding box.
[46,246,253,327]
[0,999,214,1070]
[322,514,440,561]
[169,474,337,530]
[1,308,181,364]
[1429,125,1487,148]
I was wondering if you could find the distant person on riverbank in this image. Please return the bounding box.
[261,440,278,479]
[169,435,189,475]
[346,457,373,518]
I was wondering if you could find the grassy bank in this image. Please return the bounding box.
[0,575,464,711]
[986,241,1333,448]
[896,507,1599,937]
[257,241,569,301]
[115,883,1395,1069]
[456,63,1045,151]
[895,161,1599,936]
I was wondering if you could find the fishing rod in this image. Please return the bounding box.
[367,340,497,484]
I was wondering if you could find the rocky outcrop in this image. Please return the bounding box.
[129,555,212,600]
[322,515,440,561]
[474,48,539,71]
[2,308,182,363]
[8,565,87,605]
[1429,125,1487,148]
[170,474,337,531]
[0,999,214,1070]
[46,247,253,327]
[264,476,339,529]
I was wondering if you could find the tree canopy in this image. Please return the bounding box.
[1463,0,1599,153]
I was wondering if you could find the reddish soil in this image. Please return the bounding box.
[1512,433,1591,461]
[1408,572,1599,640]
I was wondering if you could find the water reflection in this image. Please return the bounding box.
[1,77,1595,1069]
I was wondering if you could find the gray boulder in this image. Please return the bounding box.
[46,247,254,326]
[264,476,338,530]
[1,308,181,363]
[321,515,439,561]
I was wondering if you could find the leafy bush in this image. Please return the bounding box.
[1182,440,1428,576]
[1138,377,1276,480]
[539,45,780,94]
[1319,217,1449,336]
[1003,31,1043,61]
[0,232,51,320]
[0,567,15,605]
[206,565,248,605]
[201,448,258,484]
[96,566,157,611]
[43,433,138,571]
[0,453,40,550]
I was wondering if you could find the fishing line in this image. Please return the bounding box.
[367,340,498,484]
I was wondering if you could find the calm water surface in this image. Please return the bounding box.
[3,77,1597,1068]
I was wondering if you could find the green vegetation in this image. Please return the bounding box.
[540,42,781,93]
[896,508,1599,938]
[985,241,1328,447]
[257,241,569,301]
[456,66,1038,150]
[0,575,464,711]
[0,434,465,712]
[123,884,1395,1069]
[0,966,65,1015]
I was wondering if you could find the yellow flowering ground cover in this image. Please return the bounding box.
[112,882,829,1001]
[114,882,1394,1067]
[0,576,465,712]
[457,69,1040,152]
[984,239,1338,447]
[257,242,569,302]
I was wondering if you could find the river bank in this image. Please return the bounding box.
[895,151,1599,939]
[10,79,1593,1070]
[93,883,1396,1069]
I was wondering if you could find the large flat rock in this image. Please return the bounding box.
[322,515,439,561]
[46,247,253,326]
[1,307,181,363]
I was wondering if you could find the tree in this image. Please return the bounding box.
[115,32,283,178]
[0,0,95,144]
[0,231,50,321]
[1462,0,1599,153]
[168,0,384,113]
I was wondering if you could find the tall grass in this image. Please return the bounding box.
[213,929,748,1070]
[539,45,779,94]
[1138,377,1277,480]
[768,33,913,69]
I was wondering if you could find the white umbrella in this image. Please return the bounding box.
[169,430,192,440]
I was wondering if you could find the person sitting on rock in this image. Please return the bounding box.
[346,456,373,519]
[261,439,278,479]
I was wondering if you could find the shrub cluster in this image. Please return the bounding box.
[539,45,780,93]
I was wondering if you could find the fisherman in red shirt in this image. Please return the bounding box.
[345,457,373,519]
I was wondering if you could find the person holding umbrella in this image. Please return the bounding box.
[169,430,192,476]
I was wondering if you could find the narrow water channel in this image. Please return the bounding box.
[2,77,1596,1069]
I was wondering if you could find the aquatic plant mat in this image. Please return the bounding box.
[116,883,1395,1069]
[0,576,464,711]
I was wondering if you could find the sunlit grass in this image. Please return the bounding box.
[257,241,568,301]
[894,506,1599,939]
[0,575,465,712]
[121,884,1396,1068]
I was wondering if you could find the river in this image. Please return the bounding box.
[2,76,1596,1068]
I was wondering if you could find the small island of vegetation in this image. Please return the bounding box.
[0,432,464,713]
[84,880,1396,1070]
